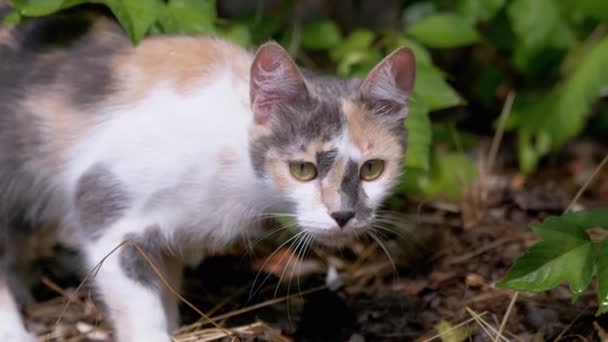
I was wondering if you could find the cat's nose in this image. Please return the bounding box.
[330,211,355,228]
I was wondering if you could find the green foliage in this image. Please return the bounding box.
[499,208,608,314]
[408,13,481,49]
[300,20,342,50]
[6,0,607,195]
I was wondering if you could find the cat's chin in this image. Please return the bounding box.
[306,230,361,248]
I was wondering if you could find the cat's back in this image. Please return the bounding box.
[0,5,253,223]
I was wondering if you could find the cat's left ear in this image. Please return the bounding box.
[250,42,309,125]
[359,47,415,120]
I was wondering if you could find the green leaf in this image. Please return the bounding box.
[458,0,505,23]
[300,20,342,50]
[384,33,433,66]
[221,24,251,47]
[507,0,560,51]
[103,0,162,43]
[405,95,431,171]
[9,0,64,16]
[408,13,481,49]
[400,151,476,200]
[159,0,216,35]
[329,29,375,62]
[336,50,382,78]
[499,209,608,297]
[513,37,608,173]
[2,10,21,24]
[498,239,593,297]
[9,0,162,43]
[414,64,463,111]
[576,0,608,20]
[597,239,608,315]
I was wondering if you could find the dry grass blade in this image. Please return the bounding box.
[175,285,326,336]
[172,322,287,342]
[420,311,487,342]
[466,307,510,342]
[492,292,518,342]
[487,91,516,173]
[564,153,608,213]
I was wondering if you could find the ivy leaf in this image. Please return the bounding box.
[408,13,481,49]
[596,239,608,315]
[414,64,464,111]
[300,20,342,50]
[405,95,431,171]
[498,209,608,298]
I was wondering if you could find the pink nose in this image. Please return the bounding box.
[330,211,355,228]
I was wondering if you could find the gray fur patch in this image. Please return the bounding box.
[75,163,130,239]
[119,226,164,289]
[249,74,349,176]
[340,160,361,210]
[316,148,338,178]
[0,8,126,228]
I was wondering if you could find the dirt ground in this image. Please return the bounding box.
[23,139,608,341]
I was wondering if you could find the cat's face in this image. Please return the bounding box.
[249,42,415,245]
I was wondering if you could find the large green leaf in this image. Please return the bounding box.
[408,13,481,49]
[414,64,463,111]
[513,37,608,173]
[499,209,608,298]
[159,0,216,35]
[404,95,431,171]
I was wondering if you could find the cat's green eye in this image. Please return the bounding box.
[289,161,318,181]
[360,159,385,181]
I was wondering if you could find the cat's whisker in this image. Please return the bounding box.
[248,222,299,250]
[275,232,306,298]
[249,231,305,300]
[285,232,310,326]
[367,230,399,281]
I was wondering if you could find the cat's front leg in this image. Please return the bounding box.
[86,222,180,342]
[0,277,37,342]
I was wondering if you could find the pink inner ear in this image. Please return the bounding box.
[360,48,416,106]
[250,42,307,125]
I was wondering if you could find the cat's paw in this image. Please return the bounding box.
[0,326,37,342]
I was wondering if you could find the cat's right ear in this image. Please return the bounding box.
[250,42,309,125]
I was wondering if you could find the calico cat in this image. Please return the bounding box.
[0,6,415,342]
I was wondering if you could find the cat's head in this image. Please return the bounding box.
[249,42,415,246]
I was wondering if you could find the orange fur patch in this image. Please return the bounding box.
[114,37,252,100]
[342,100,404,181]
[22,91,95,168]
